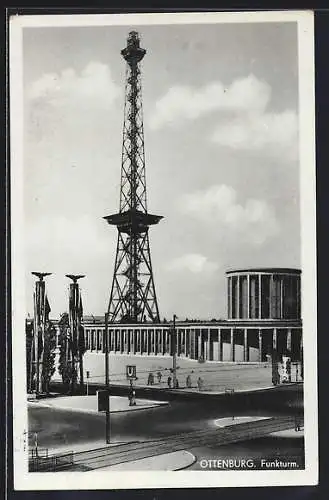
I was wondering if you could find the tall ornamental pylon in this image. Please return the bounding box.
[30,272,52,396]
[104,31,162,324]
[65,274,85,392]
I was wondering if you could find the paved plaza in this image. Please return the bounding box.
[71,354,300,393]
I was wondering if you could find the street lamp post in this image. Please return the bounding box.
[105,312,110,444]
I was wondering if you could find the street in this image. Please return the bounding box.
[29,399,270,448]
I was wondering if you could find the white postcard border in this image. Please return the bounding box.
[9,9,318,490]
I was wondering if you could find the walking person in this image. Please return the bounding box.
[147,372,154,385]
[131,389,136,406]
[186,373,192,389]
[167,375,172,389]
[197,376,204,392]
[157,371,162,384]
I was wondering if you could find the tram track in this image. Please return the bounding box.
[42,415,302,470]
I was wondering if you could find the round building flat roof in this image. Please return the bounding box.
[226,268,301,275]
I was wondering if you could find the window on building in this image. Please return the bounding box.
[91,329,96,351]
[271,276,281,319]
[240,276,248,318]
[249,275,259,319]
[232,276,238,318]
[97,329,102,351]
[261,275,270,318]
[85,329,91,350]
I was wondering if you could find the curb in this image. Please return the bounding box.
[27,400,169,415]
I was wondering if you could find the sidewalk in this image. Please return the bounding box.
[88,450,196,471]
[28,394,168,415]
[214,416,304,438]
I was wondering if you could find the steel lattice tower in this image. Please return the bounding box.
[104,31,162,324]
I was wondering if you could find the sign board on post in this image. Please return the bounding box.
[281,356,292,383]
[97,389,109,412]
[126,365,137,380]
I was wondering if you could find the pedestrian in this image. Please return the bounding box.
[157,371,162,384]
[174,378,179,389]
[186,374,192,388]
[147,372,153,385]
[197,376,203,392]
[167,375,172,388]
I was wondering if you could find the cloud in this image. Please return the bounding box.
[27,61,121,110]
[180,184,279,246]
[211,110,298,161]
[149,74,298,162]
[149,75,270,129]
[166,253,219,274]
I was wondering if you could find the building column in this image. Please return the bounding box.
[280,277,284,318]
[228,277,231,318]
[297,277,301,319]
[230,328,234,361]
[146,329,149,355]
[122,330,125,354]
[133,329,136,354]
[287,328,292,352]
[207,328,211,361]
[190,329,194,359]
[269,274,274,319]
[244,328,249,362]
[237,276,240,319]
[259,274,262,319]
[247,274,250,319]
[163,330,168,354]
[198,331,202,359]
[258,329,263,362]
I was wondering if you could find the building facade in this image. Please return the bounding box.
[80,268,302,363]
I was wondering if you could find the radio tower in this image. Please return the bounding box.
[104,31,162,324]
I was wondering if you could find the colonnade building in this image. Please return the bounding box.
[81,268,302,363]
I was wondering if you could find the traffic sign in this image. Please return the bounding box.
[126,365,137,380]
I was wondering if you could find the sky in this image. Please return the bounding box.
[23,21,300,320]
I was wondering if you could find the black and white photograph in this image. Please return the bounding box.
[9,10,318,490]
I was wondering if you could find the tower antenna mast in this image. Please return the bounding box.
[104,31,162,324]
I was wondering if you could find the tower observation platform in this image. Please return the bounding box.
[104,31,162,324]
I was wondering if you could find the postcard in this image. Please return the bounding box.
[9,10,318,489]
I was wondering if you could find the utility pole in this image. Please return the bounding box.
[172,314,177,388]
[105,312,110,444]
